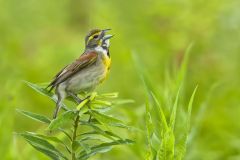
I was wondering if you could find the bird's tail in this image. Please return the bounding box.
[45,83,55,93]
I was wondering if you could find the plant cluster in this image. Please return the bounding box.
[17,82,134,160]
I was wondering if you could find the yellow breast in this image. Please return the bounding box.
[103,55,111,69]
[100,55,111,83]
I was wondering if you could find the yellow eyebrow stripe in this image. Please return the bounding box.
[87,32,101,44]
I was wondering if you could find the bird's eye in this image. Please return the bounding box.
[93,35,99,39]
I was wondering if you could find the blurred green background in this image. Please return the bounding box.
[1,0,240,159]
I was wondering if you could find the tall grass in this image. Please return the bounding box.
[133,44,198,160]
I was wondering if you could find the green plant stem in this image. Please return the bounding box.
[71,112,80,160]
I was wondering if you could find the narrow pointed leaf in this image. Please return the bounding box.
[19,132,68,160]
[74,140,91,154]
[24,81,54,97]
[176,86,198,160]
[48,111,76,130]
[169,88,180,130]
[186,86,198,136]
[91,106,111,113]
[80,123,122,140]
[91,110,131,129]
[97,92,119,99]
[24,81,69,111]
[77,139,134,160]
[91,100,112,106]
[26,141,60,160]
[77,99,90,110]
[175,43,194,88]
[150,92,168,131]
[188,83,219,144]
[17,109,51,124]
[145,99,154,160]
[25,132,64,144]
[25,132,71,154]
[112,99,135,105]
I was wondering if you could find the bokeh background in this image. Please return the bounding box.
[1,0,240,159]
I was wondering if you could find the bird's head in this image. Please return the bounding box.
[85,29,113,50]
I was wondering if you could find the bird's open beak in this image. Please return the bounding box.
[98,29,111,39]
[102,29,111,33]
[103,34,114,41]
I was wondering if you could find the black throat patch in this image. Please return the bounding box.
[102,46,110,58]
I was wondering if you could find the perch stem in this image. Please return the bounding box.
[71,112,80,160]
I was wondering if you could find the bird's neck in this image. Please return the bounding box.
[93,46,111,68]
[94,46,110,58]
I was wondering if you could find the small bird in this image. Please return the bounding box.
[47,29,113,118]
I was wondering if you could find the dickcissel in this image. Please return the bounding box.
[47,29,113,118]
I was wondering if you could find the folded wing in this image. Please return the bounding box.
[47,51,98,91]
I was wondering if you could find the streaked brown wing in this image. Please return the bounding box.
[47,51,98,91]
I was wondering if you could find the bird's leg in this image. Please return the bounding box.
[68,92,82,104]
[85,95,92,122]
[83,95,91,101]
[68,92,92,121]
[53,97,62,119]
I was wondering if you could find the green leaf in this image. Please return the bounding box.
[19,132,68,160]
[58,128,72,141]
[91,100,112,106]
[25,132,64,144]
[150,92,169,132]
[91,106,111,113]
[17,109,51,124]
[149,93,175,160]
[89,92,97,101]
[186,86,198,138]
[77,98,90,110]
[79,123,122,140]
[112,99,135,105]
[169,88,180,130]
[49,111,76,130]
[175,43,194,90]
[24,81,69,111]
[26,142,60,160]
[74,140,91,154]
[78,137,105,143]
[24,81,54,97]
[188,83,219,144]
[97,92,119,99]
[78,146,112,160]
[91,110,131,129]
[25,132,71,154]
[145,99,154,160]
[77,139,134,160]
[157,129,175,160]
[176,86,198,160]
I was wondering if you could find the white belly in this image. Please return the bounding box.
[65,61,106,93]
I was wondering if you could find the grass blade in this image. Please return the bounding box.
[169,88,180,130]
[176,86,198,160]
[175,43,194,90]
[150,92,168,131]
[145,99,154,160]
